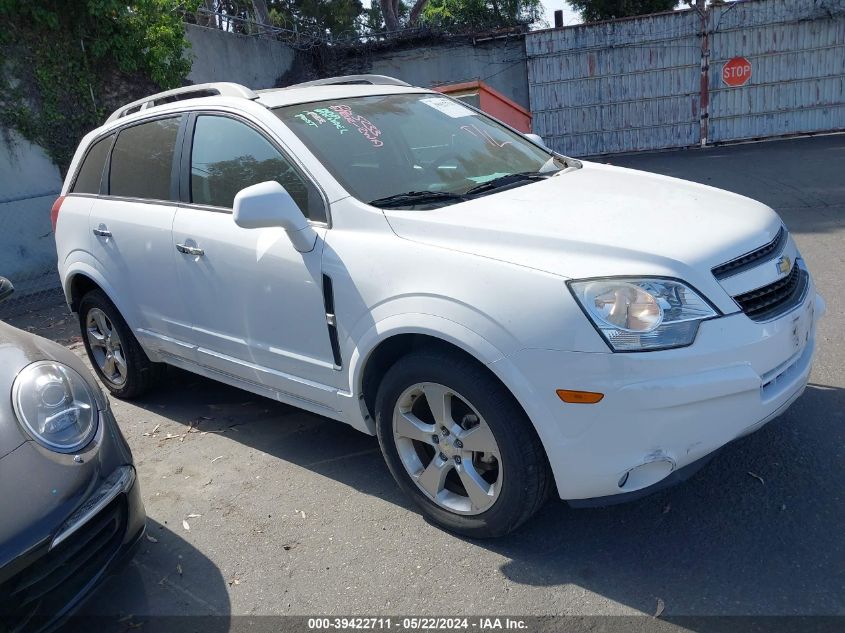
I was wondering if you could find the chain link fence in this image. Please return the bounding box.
[183,6,532,50]
[0,191,64,318]
[185,6,328,50]
[0,133,65,319]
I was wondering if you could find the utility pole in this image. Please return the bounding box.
[696,0,710,147]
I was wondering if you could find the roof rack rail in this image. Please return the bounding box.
[106,82,259,123]
[285,74,411,89]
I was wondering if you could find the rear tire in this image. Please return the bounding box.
[375,348,550,538]
[78,290,163,399]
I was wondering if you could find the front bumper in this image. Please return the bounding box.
[0,464,145,633]
[501,283,824,502]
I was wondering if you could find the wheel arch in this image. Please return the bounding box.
[63,263,131,324]
[350,316,529,435]
[347,315,498,423]
[359,333,479,427]
[67,272,101,312]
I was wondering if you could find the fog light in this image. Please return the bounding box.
[618,457,675,491]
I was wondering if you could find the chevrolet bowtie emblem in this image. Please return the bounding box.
[776,255,792,275]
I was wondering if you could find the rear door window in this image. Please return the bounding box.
[189,115,324,221]
[109,116,181,200]
[72,134,113,194]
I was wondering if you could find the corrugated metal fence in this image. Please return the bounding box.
[527,0,845,156]
[708,0,845,143]
[527,10,702,156]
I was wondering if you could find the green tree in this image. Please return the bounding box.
[566,0,676,22]
[202,0,365,38]
[379,0,429,30]
[358,1,409,35]
[420,0,542,30]
[0,0,199,170]
[268,0,364,37]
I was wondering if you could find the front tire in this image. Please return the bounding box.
[375,348,550,538]
[78,290,163,399]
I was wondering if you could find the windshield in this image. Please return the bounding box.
[274,93,564,208]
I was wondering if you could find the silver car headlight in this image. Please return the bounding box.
[11,361,98,453]
[568,278,719,352]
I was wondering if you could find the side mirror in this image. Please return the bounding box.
[524,133,548,149]
[0,277,14,302]
[233,181,317,253]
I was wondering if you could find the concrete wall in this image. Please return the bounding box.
[0,130,62,301]
[185,23,296,88]
[366,37,529,109]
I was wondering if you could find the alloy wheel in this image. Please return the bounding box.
[392,382,502,515]
[85,308,127,386]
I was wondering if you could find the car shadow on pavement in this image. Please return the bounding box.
[70,518,232,631]
[127,366,412,511]
[131,367,844,617]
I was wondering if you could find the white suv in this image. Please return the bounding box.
[55,75,824,537]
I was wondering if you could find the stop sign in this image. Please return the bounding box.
[723,57,752,87]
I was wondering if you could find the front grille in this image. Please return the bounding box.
[712,227,787,280]
[0,497,126,632]
[733,264,808,322]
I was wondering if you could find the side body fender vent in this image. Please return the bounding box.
[322,274,343,368]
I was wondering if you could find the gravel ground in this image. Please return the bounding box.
[6,134,844,627]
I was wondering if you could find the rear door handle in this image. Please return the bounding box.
[92,227,112,238]
[176,243,205,257]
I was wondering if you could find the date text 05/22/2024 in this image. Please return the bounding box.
[307,617,529,631]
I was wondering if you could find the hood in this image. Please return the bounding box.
[0,321,105,458]
[384,162,782,311]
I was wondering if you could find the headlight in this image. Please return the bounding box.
[569,278,718,351]
[11,361,98,453]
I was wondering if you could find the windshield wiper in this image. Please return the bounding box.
[369,173,553,208]
[368,190,468,209]
[464,172,551,197]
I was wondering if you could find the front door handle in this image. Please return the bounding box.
[176,243,205,256]
[92,227,112,238]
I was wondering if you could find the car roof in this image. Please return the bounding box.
[255,83,430,109]
[103,76,433,127]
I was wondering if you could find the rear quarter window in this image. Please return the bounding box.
[71,134,113,194]
[109,116,181,200]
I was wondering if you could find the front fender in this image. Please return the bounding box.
[338,312,506,434]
